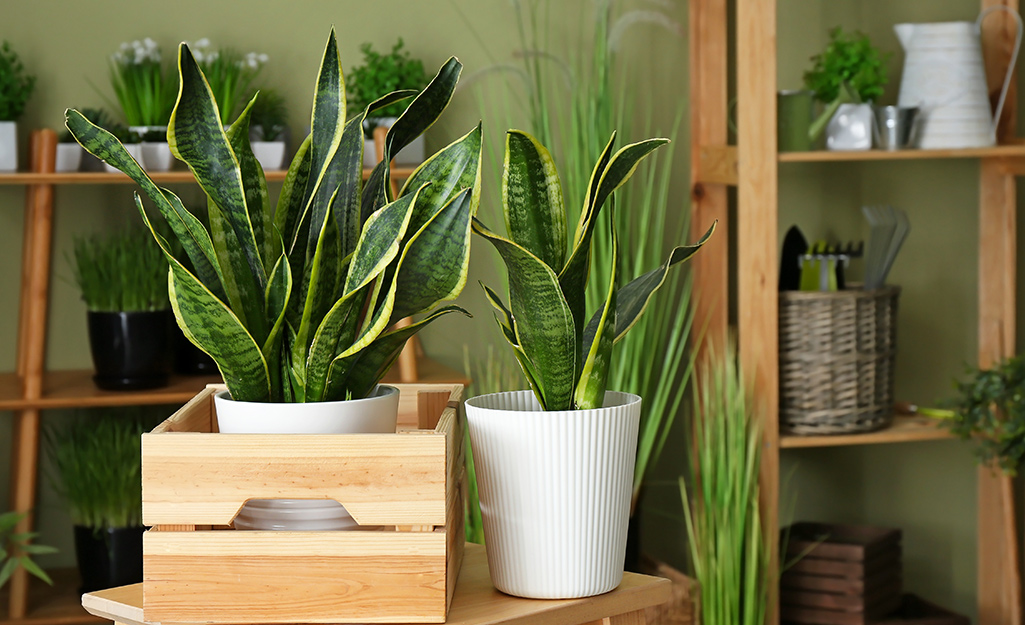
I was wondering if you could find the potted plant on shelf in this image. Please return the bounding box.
[46,413,149,593]
[70,228,172,390]
[0,40,36,172]
[189,38,267,126]
[248,86,288,171]
[108,38,176,169]
[56,128,84,172]
[0,511,55,588]
[466,129,714,599]
[348,38,429,167]
[67,28,481,530]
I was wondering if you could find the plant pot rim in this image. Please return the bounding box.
[214,383,399,407]
[466,389,641,414]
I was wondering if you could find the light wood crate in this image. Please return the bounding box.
[141,383,466,624]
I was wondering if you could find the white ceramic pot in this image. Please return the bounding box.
[251,141,286,171]
[214,385,400,531]
[363,117,425,166]
[465,390,642,599]
[55,143,83,172]
[106,143,142,173]
[141,142,174,171]
[826,103,874,151]
[0,121,17,172]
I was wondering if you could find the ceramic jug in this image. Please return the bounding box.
[896,7,1022,149]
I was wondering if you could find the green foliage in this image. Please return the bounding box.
[68,29,481,404]
[108,38,176,127]
[70,228,169,312]
[474,130,713,412]
[190,40,267,126]
[803,27,888,104]
[249,88,288,142]
[348,39,429,123]
[0,511,56,588]
[681,345,770,625]
[45,413,152,529]
[0,41,36,120]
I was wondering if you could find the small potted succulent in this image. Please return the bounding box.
[248,87,288,170]
[466,130,713,599]
[56,128,84,172]
[347,38,429,167]
[189,39,267,125]
[70,228,172,390]
[67,29,481,530]
[0,511,55,588]
[0,40,36,172]
[46,413,149,593]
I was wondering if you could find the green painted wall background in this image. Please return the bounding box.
[0,0,1020,621]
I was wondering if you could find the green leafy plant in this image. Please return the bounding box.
[0,41,36,121]
[348,39,429,126]
[473,130,713,411]
[68,29,481,404]
[190,39,267,126]
[680,344,770,625]
[804,27,888,104]
[0,511,56,588]
[70,228,169,312]
[45,414,150,529]
[108,38,176,127]
[249,87,288,142]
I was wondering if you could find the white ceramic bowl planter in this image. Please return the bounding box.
[214,384,400,531]
[466,390,642,599]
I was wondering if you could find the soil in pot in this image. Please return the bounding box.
[87,310,172,390]
[73,525,144,593]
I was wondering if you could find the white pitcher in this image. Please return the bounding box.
[895,6,1022,149]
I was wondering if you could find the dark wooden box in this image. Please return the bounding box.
[785,523,902,563]
[874,595,970,625]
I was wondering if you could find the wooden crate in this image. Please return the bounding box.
[141,383,465,624]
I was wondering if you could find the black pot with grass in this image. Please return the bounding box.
[71,228,172,390]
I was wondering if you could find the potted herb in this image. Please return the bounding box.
[189,39,267,126]
[466,130,713,598]
[108,38,176,133]
[70,228,172,390]
[56,128,83,172]
[248,87,288,170]
[67,29,480,530]
[46,413,149,593]
[347,38,429,166]
[0,511,55,588]
[0,40,36,172]
[804,27,888,150]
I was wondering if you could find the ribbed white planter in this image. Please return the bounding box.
[214,385,400,531]
[465,390,642,599]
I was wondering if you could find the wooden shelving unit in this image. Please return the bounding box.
[2,129,457,625]
[688,1,1023,625]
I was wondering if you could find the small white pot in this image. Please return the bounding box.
[251,141,286,171]
[0,121,17,172]
[141,142,174,171]
[106,143,142,173]
[466,390,642,599]
[214,385,400,531]
[363,117,425,166]
[826,103,874,151]
[55,143,83,172]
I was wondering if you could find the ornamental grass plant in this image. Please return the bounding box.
[190,39,267,126]
[70,228,169,312]
[108,38,176,127]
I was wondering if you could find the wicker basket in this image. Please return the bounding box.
[779,286,900,435]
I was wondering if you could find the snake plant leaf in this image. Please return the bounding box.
[226,95,273,274]
[472,218,576,411]
[583,222,716,344]
[344,187,421,295]
[326,305,471,401]
[207,197,262,335]
[65,110,223,297]
[399,123,483,235]
[574,219,618,410]
[503,130,567,272]
[308,27,345,190]
[576,132,617,246]
[273,135,312,259]
[390,187,474,322]
[295,189,345,359]
[304,285,366,403]
[481,282,517,345]
[262,251,292,402]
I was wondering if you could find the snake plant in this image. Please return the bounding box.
[66,29,482,403]
[473,130,713,411]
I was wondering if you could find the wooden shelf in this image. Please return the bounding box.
[0,166,416,186]
[778,144,1025,162]
[0,568,104,625]
[780,414,952,449]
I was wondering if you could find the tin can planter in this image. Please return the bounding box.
[465,390,641,599]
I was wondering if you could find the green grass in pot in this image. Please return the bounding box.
[0,41,36,121]
[70,228,169,312]
[67,29,481,403]
[473,130,714,411]
[348,38,429,132]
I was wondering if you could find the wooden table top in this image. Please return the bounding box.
[82,543,671,625]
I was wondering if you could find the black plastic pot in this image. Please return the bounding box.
[173,331,218,376]
[73,525,144,593]
[87,310,172,390]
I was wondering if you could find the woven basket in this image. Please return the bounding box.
[779,286,900,435]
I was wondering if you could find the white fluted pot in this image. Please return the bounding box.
[465,390,641,599]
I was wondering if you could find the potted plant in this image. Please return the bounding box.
[466,130,714,599]
[0,40,36,172]
[70,228,172,390]
[347,38,429,167]
[109,38,176,133]
[189,39,267,126]
[67,29,481,530]
[45,413,148,593]
[0,511,55,588]
[248,86,288,170]
[56,128,84,172]
[139,127,173,172]
[804,27,888,150]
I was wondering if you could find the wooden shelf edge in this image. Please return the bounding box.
[779,143,1025,163]
[780,414,953,448]
[0,166,417,186]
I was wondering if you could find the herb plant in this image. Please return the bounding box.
[474,130,713,412]
[0,511,56,588]
[803,27,888,104]
[249,87,288,142]
[70,228,169,312]
[109,38,176,127]
[0,41,36,121]
[348,39,429,124]
[68,29,481,404]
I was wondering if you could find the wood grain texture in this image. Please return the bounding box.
[982,0,1019,142]
[779,145,1025,162]
[418,390,451,429]
[695,146,737,186]
[779,415,952,448]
